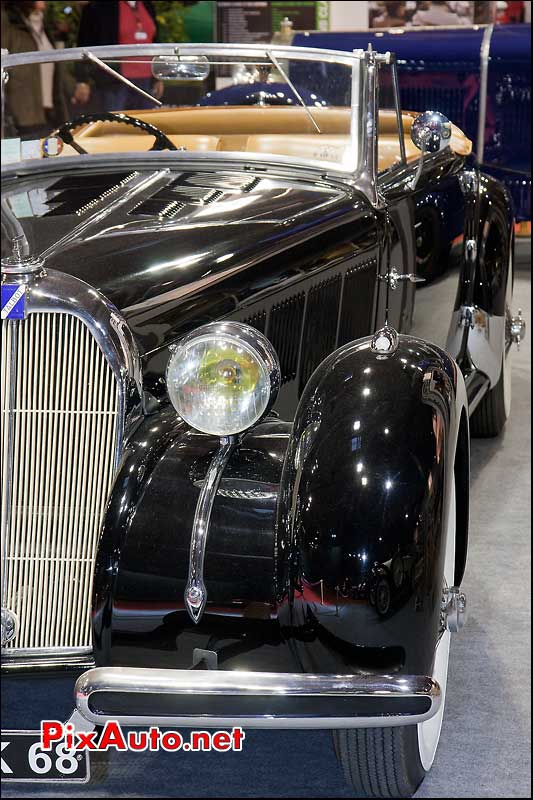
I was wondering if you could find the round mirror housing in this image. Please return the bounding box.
[410,111,452,154]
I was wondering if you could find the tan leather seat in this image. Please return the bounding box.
[66,107,471,169]
[78,106,352,136]
[246,134,351,165]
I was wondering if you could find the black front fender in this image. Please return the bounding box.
[276,333,469,676]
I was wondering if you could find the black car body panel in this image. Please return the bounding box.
[93,414,293,670]
[93,334,468,679]
[277,334,469,678]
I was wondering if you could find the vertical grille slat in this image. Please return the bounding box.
[1,312,120,652]
[299,275,342,393]
[267,294,305,384]
[243,310,267,335]
[338,260,377,347]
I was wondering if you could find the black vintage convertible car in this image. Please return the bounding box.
[0,43,527,797]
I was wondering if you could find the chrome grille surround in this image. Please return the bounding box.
[1,268,142,668]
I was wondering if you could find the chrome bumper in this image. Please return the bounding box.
[74,667,441,729]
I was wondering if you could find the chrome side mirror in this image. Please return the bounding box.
[411,111,452,153]
[408,111,452,189]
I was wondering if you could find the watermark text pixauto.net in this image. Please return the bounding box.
[42,721,246,753]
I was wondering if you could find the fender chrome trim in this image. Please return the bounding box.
[185,435,238,624]
[74,667,442,729]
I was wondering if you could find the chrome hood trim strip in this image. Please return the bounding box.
[185,436,239,624]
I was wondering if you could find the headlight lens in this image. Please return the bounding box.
[166,322,280,436]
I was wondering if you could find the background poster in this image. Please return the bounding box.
[368,1,498,28]
[216,1,329,43]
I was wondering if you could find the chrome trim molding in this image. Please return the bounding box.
[185,436,238,623]
[465,238,478,263]
[459,168,479,196]
[477,24,495,163]
[2,646,95,673]
[379,268,425,292]
[391,58,406,164]
[446,305,506,387]
[175,321,280,624]
[371,325,400,355]
[1,320,17,612]
[75,667,442,729]
[359,47,380,207]
[0,268,143,459]
[1,149,361,186]
[510,308,526,350]
[1,42,384,70]
[444,587,467,633]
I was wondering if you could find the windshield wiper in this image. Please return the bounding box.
[267,50,321,134]
[82,50,162,108]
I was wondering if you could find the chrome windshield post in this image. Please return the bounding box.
[391,57,406,165]
[357,46,386,208]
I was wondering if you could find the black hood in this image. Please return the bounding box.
[1,164,374,356]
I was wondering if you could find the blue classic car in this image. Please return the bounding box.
[293,24,531,222]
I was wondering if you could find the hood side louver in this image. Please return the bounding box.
[42,172,135,216]
[128,173,262,217]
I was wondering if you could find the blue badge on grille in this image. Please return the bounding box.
[1,284,27,320]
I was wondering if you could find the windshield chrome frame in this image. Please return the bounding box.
[1,43,391,205]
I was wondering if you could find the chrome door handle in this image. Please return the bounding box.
[379,269,426,291]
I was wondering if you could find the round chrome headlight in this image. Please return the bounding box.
[166,322,280,437]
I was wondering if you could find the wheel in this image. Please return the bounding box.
[332,485,456,797]
[470,236,513,438]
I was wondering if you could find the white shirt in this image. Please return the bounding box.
[412,7,470,26]
[26,11,55,110]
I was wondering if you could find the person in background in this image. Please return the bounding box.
[1,1,72,139]
[373,1,409,28]
[412,0,470,26]
[73,1,163,111]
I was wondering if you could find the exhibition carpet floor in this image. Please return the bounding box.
[2,273,531,799]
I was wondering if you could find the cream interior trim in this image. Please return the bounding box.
[61,107,472,171]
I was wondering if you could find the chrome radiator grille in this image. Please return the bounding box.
[1,313,120,651]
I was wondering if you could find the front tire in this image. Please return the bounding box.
[333,726,425,798]
[333,484,457,797]
[469,352,510,437]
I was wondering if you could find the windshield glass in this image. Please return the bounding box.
[1,45,363,173]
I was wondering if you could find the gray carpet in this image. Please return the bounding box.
[2,274,530,799]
